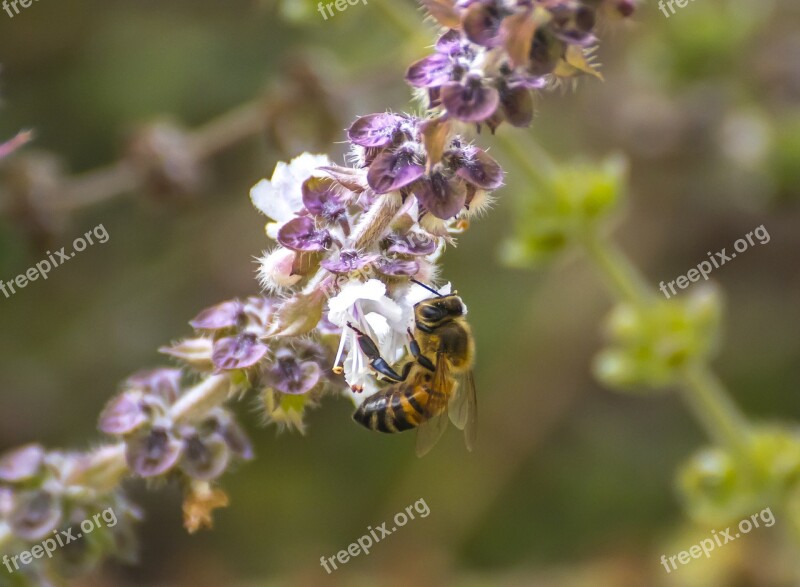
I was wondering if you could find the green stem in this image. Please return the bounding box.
[581,230,654,306]
[493,132,556,186]
[678,364,753,454]
[581,220,752,457]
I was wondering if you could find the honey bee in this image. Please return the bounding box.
[349,280,477,457]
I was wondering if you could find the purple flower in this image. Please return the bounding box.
[211,414,254,460]
[382,231,438,256]
[212,333,269,371]
[435,28,466,54]
[241,297,278,335]
[126,368,182,404]
[496,80,536,128]
[440,77,500,123]
[302,176,347,224]
[348,113,406,148]
[99,392,150,436]
[462,0,507,47]
[179,436,230,482]
[190,300,243,331]
[277,216,332,252]
[407,53,454,88]
[266,349,322,395]
[374,257,421,277]
[9,490,63,542]
[455,146,505,189]
[321,249,378,274]
[126,428,183,478]
[0,444,45,483]
[366,148,426,194]
[413,173,468,219]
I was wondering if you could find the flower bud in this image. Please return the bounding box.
[258,248,302,291]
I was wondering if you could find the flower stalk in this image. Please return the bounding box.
[1,1,643,582]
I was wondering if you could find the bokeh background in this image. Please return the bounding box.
[1,0,799,585]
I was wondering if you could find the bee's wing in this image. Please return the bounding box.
[415,411,449,457]
[415,354,453,458]
[448,370,477,451]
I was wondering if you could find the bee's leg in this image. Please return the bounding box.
[407,328,435,372]
[347,322,406,382]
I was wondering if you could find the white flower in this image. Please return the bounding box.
[250,153,330,239]
[327,279,453,405]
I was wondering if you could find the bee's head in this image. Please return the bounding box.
[414,294,466,327]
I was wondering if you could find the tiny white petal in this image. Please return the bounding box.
[250,153,330,221]
[406,282,452,306]
[328,279,387,324]
[364,312,390,339]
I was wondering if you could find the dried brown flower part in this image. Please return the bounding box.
[183,482,230,534]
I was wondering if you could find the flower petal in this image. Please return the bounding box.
[0,444,45,483]
[9,491,63,542]
[126,368,183,404]
[413,175,468,219]
[268,352,322,395]
[328,279,387,324]
[212,334,268,371]
[367,149,426,194]
[440,79,500,122]
[302,176,346,221]
[375,257,421,276]
[348,113,404,148]
[456,147,505,189]
[500,84,535,128]
[126,428,183,478]
[180,436,230,481]
[321,250,378,274]
[383,231,438,256]
[250,153,330,221]
[462,1,505,47]
[435,29,465,54]
[406,53,453,88]
[277,216,332,252]
[190,300,242,331]
[99,392,149,436]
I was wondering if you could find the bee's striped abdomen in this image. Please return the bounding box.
[353,384,429,434]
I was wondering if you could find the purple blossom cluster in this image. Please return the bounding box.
[409,0,635,129]
[349,113,504,220]
[99,369,254,482]
[0,444,141,579]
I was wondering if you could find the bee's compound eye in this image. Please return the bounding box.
[420,305,444,321]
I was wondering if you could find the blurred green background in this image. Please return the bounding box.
[1,0,799,585]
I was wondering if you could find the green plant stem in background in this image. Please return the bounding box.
[581,231,653,305]
[512,134,755,458]
[584,202,754,456]
[678,364,753,455]
[494,132,557,186]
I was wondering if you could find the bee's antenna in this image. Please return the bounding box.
[410,278,444,297]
